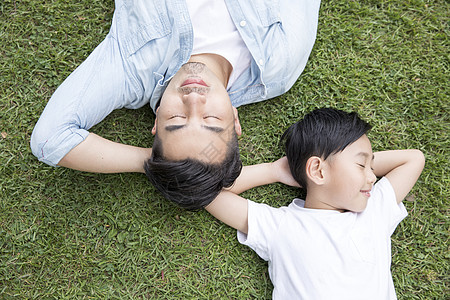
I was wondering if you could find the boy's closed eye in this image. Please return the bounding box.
[357,163,374,169]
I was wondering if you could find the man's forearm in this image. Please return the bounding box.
[58,133,152,173]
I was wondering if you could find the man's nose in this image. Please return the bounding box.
[182,92,207,106]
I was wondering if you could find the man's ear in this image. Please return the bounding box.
[305,156,325,185]
[233,107,242,136]
[151,108,159,135]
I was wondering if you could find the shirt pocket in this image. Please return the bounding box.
[350,230,376,264]
[116,1,172,57]
[254,0,282,26]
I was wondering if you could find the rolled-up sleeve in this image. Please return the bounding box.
[30,32,139,166]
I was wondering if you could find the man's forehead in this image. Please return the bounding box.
[159,129,232,163]
[198,140,225,163]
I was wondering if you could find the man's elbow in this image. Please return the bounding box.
[30,122,48,164]
[30,121,88,168]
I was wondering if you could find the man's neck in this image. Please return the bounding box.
[188,53,233,87]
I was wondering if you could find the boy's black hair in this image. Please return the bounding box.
[281,107,372,191]
[144,133,242,210]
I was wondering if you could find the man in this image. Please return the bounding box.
[30,0,321,209]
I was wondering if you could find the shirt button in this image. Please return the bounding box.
[258,59,264,66]
[240,20,247,27]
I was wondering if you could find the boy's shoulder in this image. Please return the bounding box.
[369,177,398,207]
[364,177,408,233]
[247,197,343,228]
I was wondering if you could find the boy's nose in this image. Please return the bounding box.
[368,170,377,184]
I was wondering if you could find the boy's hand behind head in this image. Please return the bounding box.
[271,157,301,188]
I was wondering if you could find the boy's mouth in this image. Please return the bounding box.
[360,190,371,197]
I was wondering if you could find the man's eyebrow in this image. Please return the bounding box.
[164,125,186,132]
[164,125,225,133]
[203,125,225,133]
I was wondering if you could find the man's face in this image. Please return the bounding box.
[152,62,241,163]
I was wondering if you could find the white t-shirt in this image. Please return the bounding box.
[238,177,407,300]
[186,0,252,89]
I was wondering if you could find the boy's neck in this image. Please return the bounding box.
[304,190,346,213]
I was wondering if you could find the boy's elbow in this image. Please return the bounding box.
[413,149,426,170]
[406,149,425,180]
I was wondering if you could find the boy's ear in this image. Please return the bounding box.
[306,156,325,185]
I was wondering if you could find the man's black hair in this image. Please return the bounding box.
[144,133,242,210]
[281,107,372,191]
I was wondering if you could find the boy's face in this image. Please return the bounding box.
[323,134,377,213]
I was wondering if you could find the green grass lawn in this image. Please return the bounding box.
[1,0,448,298]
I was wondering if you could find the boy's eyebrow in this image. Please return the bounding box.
[356,152,375,161]
[164,124,225,133]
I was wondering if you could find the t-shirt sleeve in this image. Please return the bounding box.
[369,177,408,236]
[237,200,285,261]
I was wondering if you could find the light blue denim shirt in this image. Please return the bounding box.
[31,0,321,166]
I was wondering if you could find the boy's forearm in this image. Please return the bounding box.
[373,150,424,177]
[208,161,283,234]
[58,133,152,173]
[226,163,276,194]
[207,158,297,234]
[373,150,425,203]
[227,157,299,195]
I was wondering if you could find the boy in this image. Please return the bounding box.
[206,108,425,299]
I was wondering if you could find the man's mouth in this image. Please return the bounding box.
[181,78,208,87]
